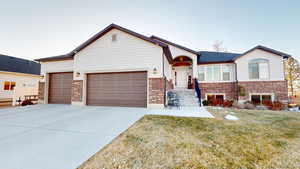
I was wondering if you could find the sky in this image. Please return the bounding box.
[0,0,299,61]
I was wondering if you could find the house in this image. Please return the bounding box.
[0,54,41,105]
[35,24,290,108]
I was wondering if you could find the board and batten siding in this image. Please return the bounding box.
[74,29,167,80]
[235,49,285,81]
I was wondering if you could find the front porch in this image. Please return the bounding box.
[171,56,197,90]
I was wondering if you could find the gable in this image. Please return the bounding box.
[36,24,172,63]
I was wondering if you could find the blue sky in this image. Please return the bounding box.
[0,0,299,60]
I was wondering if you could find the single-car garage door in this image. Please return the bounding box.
[48,72,73,104]
[87,71,147,107]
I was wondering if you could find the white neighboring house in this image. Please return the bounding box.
[0,54,41,106]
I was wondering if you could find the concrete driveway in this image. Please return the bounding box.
[0,105,147,169]
[0,104,213,169]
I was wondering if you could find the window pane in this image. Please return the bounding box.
[216,95,224,103]
[223,72,230,81]
[262,95,271,102]
[4,81,10,90]
[251,95,261,104]
[10,82,16,90]
[199,73,205,81]
[249,63,259,79]
[207,95,215,102]
[259,63,269,79]
[213,65,220,81]
[198,67,205,81]
[206,66,213,81]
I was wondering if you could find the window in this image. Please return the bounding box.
[3,81,16,91]
[222,65,231,81]
[250,94,273,104]
[198,67,205,81]
[198,64,233,82]
[207,94,225,103]
[249,59,269,80]
[4,81,10,90]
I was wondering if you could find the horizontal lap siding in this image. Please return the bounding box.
[87,72,147,107]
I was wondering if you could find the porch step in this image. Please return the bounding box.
[168,89,200,107]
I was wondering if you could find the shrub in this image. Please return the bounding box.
[223,100,233,107]
[202,100,209,106]
[262,100,273,109]
[210,98,222,106]
[21,100,33,106]
[232,101,245,109]
[272,101,284,110]
[244,103,255,109]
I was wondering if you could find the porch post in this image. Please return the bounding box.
[192,56,197,79]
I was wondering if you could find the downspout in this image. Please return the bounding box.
[234,62,239,102]
[162,49,167,107]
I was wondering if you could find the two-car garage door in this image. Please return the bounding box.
[87,72,147,107]
[48,71,147,107]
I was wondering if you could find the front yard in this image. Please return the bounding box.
[78,108,300,169]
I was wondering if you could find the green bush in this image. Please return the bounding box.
[202,100,209,106]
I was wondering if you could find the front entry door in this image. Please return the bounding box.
[174,67,189,88]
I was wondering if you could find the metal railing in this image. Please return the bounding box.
[194,79,201,107]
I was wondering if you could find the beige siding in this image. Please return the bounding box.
[74,29,164,80]
[0,72,40,99]
[40,60,74,77]
[235,49,285,81]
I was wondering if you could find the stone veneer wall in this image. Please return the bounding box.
[199,82,237,100]
[71,80,83,102]
[148,78,166,104]
[166,79,173,91]
[38,82,45,101]
[238,80,288,102]
[198,80,288,102]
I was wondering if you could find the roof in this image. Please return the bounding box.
[150,36,199,55]
[35,24,173,63]
[198,51,241,64]
[233,45,291,60]
[0,54,41,75]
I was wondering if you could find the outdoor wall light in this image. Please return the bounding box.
[76,72,80,77]
[153,68,158,74]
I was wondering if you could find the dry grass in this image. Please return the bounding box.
[78,108,300,169]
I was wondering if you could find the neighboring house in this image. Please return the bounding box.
[35,24,290,108]
[0,54,41,105]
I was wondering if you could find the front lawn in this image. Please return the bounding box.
[78,108,300,169]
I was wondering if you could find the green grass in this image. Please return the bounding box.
[78,108,300,169]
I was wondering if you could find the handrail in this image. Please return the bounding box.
[194,79,201,106]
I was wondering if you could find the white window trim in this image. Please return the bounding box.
[198,64,235,83]
[249,93,274,102]
[205,93,226,100]
[248,58,270,81]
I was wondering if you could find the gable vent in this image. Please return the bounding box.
[112,34,117,42]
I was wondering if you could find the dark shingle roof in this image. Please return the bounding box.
[198,51,241,64]
[0,54,41,75]
[233,45,291,60]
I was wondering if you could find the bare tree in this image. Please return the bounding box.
[212,40,227,52]
[285,57,300,96]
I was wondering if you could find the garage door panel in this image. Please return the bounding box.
[49,73,73,104]
[87,72,147,107]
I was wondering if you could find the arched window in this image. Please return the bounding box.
[249,58,269,79]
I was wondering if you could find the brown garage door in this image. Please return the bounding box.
[48,72,73,104]
[87,71,147,107]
